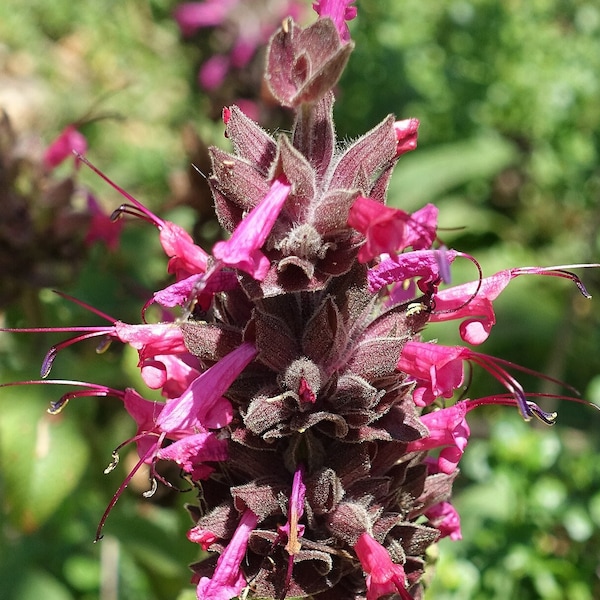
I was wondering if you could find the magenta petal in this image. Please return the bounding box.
[429,269,513,344]
[425,501,462,541]
[212,177,291,279]
[353,532,413,600]
[313,0,357,42]
[156,432,228,475]
[157,342,258,433]
[44,125,87,170]
[188,525,218,550]
[406,402,471,474]
[397,341,466,404]
[196,509,258,600]
[114,322,187,358]
[393,118,420,157]
[159,221,209,280]
[367,249,458,294]
[153,270,238,308]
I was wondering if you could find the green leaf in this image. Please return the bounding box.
[13,568,74,600]
[0,393,89,531]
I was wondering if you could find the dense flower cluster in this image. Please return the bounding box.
[4,3,597,600]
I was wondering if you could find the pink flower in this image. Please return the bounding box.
[156,342,258,433]
[212,176,291,280]
[313,0,358,42]
[122,388,165,461]
[430,265,592,345]
[44,125,87,170]
[153,270,239,310]
[353,532,413,600]
[367,249,458,294]
[424,501,462,541]
[196,509,258,600]
[398,341,465,406]
[348,196,438,263]
[156,431,228,479]
[159,221,209,280]
[398,340,556,421]
[74,153,209,281]
[278,466,307,590]
[188,525,218,551]
[393,118,420,157]
[406,402,470,474]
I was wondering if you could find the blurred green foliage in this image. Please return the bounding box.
[0,0,599,599]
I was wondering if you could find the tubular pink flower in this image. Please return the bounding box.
[196,508,259,600]
[158,221,209,280]
[397,341,465,406]
[424,501,462,541]
[368,249,459,294]
[140,353,201,397]
[353,532,413,600]
[153,270,238,309]
[122,388,165,461]
[44,125,87,170]
[313,0,358,42]
[156,431,228,479]
[406,401,470,474]
[393,118,420,157]
[188,525,218,550]
[348,197,438,263]
[430,265,594,345]
[399,340,568,421]
[114,322,187,357]
[76,153,209,281]
[156,342,258,433]
[212,176,291,280]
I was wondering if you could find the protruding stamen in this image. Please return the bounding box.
[527,402,558,425]
[95,442,157,542]
[104,451,120,474]
[96,337,113,354]
[48,396,69,414]
[74,151,164,228]
[40,330,114,378]
[110,203,162,227]
[142,478,158,498]
[41,347,58,379]
[51,290,116,323]
[514,264,600,299]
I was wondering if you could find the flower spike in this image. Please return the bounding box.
[2,8,598,600]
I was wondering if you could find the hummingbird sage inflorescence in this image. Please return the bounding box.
[3,2,598,599]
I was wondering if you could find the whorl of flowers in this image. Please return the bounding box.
[3,4,597,600]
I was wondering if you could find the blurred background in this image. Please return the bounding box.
[0,1,599,599]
